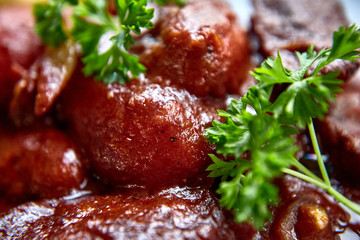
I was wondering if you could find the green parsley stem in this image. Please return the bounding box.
[282,168,360,215]
[282,168,328,189]
[326,186,360,215]
[290,158,323,183]
[307,118,331,186]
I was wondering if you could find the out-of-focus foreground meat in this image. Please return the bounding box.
[139,0,250,98]
[0,6,41,68]
[0,6,42,110]
[0,176,349,240]
[0,187,257,239]
[251,0,358,80]
[0,126,85,211]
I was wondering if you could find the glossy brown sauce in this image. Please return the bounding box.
[0,0,360,239]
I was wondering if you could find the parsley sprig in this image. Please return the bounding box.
[205,24,360,228]
[33,0,184,84]
[155,0,186,6]
[71,0,154,83]
[33,0,77,46]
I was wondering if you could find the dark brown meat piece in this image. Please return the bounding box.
[1,177,352,240]
[0,6,43,110]
[251,0,358,80]
[0,46,13,110]
[261,175,350,240]
[60,72,223,189]
[252,0,348,54]
[139,0,250,98]
[58,0,249,189]
[317,70,360,186]
[0,187,257,239]
[0,6,77,128]
[0,6,77,126]
[0,127,86,209]
[34,43,78,116]
[8,42,78,128]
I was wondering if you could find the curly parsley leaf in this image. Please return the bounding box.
[206,154,251,181]
[33,0,77,46]
[251,54,293,86]
[155,0,187,6]
[228,111,298,228]
[206,98,250,158]
[33,0,167,84]
[71,0,153,83]
[252,25,360,128]
[315,24,360,73]
[206,24,360,229]
[268,71,343,128]
[205,90,299,228]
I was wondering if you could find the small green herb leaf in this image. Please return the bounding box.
[33,0,77,46]
[33,0,162,84]
[206,24,360,229]
[251,25,360,128]
[313,24,360,75]
[251,54,293,86]
[155,0,187,6]
[205,93,299,228]
[71,0,153,83]
[269,71,343,128]
[206,154,251,181]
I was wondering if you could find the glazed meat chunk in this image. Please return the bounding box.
[317,71,360,185]
[251,0,358,80]
[262,175,349,240]
[0,127,85,209]
[0,187,256,239]
[57,0,249,189]
[0,178,349,240]
[60,73,223,189]
[252,0,347,54]
[140,0,250,98]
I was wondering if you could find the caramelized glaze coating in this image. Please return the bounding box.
[0,127,85,206]
[140,0,250,98]
[0,1,359,239]
[0,187,253,239]
[61,73,223,189]
[57,0,250,188]
[34,43,78,116]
